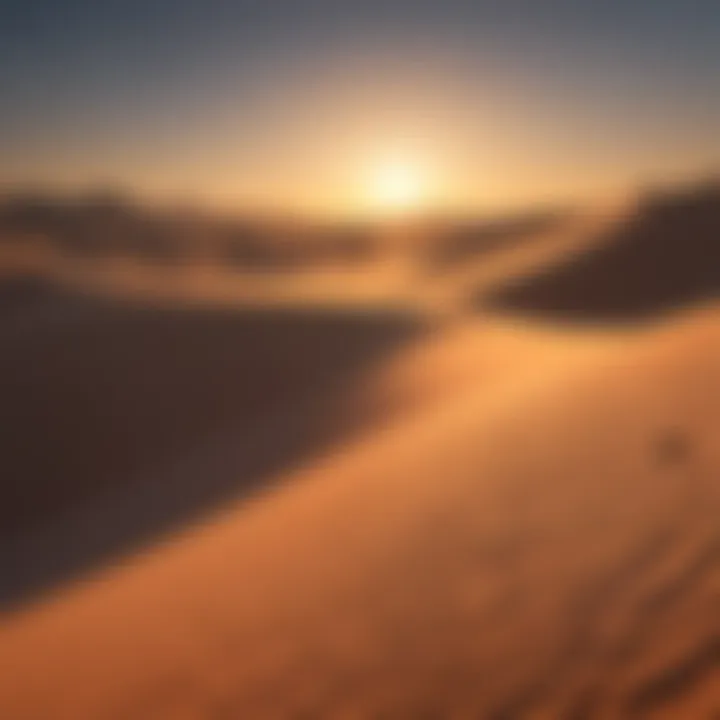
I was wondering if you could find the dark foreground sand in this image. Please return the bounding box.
[0,276,418,606]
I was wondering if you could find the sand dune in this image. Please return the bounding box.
[0,304,718,718]
[0,280,418,607]
[487,183,720,320]
[1,185,719,718]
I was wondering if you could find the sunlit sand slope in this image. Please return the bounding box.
[1,309,718,719]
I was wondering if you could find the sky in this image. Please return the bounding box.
[0,0,718,215]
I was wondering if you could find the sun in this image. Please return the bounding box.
[367,158,428,214]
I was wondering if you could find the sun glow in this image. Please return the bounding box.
[367,157,429,214]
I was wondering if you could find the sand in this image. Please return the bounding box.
[0,190,718,718]
[0,307,717,718]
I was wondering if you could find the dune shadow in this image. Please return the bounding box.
[0,279,420,609]
[484,181,720,322]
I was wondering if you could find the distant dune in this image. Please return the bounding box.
[486,181,720,321]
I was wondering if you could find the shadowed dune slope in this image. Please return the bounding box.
[0,285,416,538]
[0,276,63,317]
[486,182,720,321]
[0,279,419,606]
